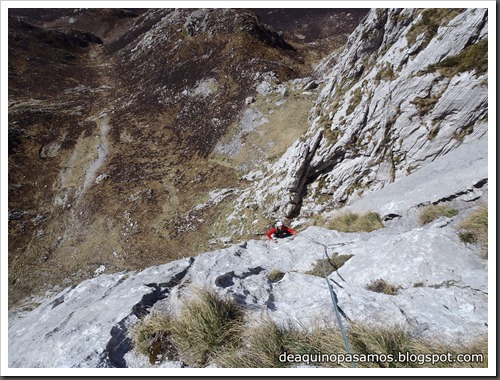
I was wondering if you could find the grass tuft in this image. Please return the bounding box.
[268,269,286,282]
[131,312,177,364]
[418,204,458,225]
[328,211,384,233]
[407,9,464,47]
[366,278,402,295]
[306,254,354,277]
[456,204,488,257]
[217,318,487,368]
[169,287,244,366]
[423,38,488,77]
[131,289,488,368]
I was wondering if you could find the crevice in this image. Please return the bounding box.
[215,266,265,289]
[285,131,324,218]
[383,213,401,221]
[427,280,488,295]
[45,311,75,339]
[49,285,77,309]
[265,283,277,311]
[390,299,419,325]
[102,257,194,368]
[431,178,487,204]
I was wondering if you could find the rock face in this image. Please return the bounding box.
[8,135,489,367]
[8,167,488,367]
[7,7,489,370]
[7,8,365,307]
[231,8,488,222]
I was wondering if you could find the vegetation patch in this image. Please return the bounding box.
[322,125,343,146]
[328,211,384,233]
[217,318,294,368]
[375,62,397,84]
[131,312,178,364]
[366,278,402,295]
[406,9,465,48]
[306,254,354,277]
[452,125,474,141]
[132,288,487,368]
[411,86,447,116]
[218,320,487,367]
[427,126,440,140]
[418,204,458,225]
[423,38,488,77]
[268,269,286,282]
[456,204,488,257]
[132,289,243,366]
[346,87,363,116]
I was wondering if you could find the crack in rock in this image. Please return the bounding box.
[214,266,265,289]
[49,285,77,309]
[103,257,194,368]
[432,178,488,204]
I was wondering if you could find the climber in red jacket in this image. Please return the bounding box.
[267,221,298,242]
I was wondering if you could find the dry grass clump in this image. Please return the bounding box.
[418,204,458,225]
[366,278,402,295]
[169,288,244,366]
[132,288,244,367]
[347,323,487,368]
[215,318,347,368]
[328,211,384,233]
[131,312,177,364]
[217,319,290,368]
[267,269,286,283]
[132,288,487,368]
[456,204,488,257]
[216,319,487,368]
[424,38,488,77]
[306,254,354,277]
[406,9,464,47]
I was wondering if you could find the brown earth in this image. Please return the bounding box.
[7,8,367,308]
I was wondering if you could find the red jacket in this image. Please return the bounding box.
[267,226,297,240]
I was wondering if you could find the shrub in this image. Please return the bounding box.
[169,288,244,366]
[456,204,488,257]
[366,278,402,295]
[418,204,458,225]
[328,212,384,233]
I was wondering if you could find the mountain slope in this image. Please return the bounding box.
[227,8,488,227]
[6,7,489,370]
[7,8,365,307]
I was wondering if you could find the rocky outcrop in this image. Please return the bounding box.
[8,130,488,367]
[233,8,488,221]
[8,169,488,367]
[7,7,489,370]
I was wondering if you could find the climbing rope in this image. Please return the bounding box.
[302,233,356,368]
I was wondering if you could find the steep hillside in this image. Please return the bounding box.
[225,8,488,229]
[6,7,490,371]
[8,145,488,367]
[7,8,366,307]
